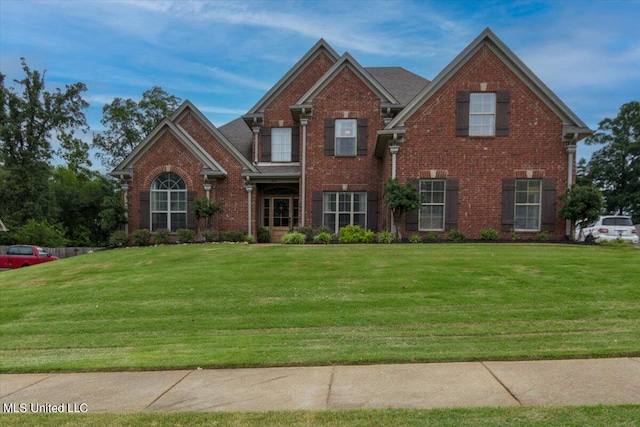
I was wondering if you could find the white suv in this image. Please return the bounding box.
[576,216,638,244]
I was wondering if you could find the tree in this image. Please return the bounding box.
[0,58,89,227]
[558,184,604,241]
[584,101,640,223]
[93,86,182,169]
[383,178,420,241]
[193,197,223,235]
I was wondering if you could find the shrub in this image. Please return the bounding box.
[293,227,314,242]
[510,230,520,241]
[536,231,550,242]
[377,231,394,244]
[313,231,332,244]
[427,231,439,243]
[14,219,68,247]
[363,230,375,243]
[154,228,171,245]
[108,230,128,248]
[219,231,247,242]
[176,228,195,244]
[202,230,217,242]
[245,235,255,244]
[409,234,422,243]
[480,228,499,241]
[449,229,466,242]
[338,225,368,243]
[282,231,306,244]
[257,227,271,243]
[132,229,151,246]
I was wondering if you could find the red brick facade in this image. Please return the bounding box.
[112,29,590,241]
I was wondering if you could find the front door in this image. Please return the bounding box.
[263,196,298,242]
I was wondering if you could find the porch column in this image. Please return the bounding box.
[245,184,254,236]
[389,145,400,179]
[203,183,212,200]
[300,117,309,226]
[121,183,129,236]
[252,126,260,164]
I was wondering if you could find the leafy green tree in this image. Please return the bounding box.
[13,219,68,247]
[193,197,223,234]
[584,101,640,223]
[383,178,420,241]
[0,58,88,227]
[558,184,604,240]
[93,86,182,169]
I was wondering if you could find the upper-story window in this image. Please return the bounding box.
[335,119,357,156]
[469,93,496,136]
[271,128,292,162]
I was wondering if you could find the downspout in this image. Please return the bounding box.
[565,133,578,238]
[300,117,309,227]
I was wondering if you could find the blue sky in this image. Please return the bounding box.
[1,0,639,170]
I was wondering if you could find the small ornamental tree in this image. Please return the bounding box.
[383,178,420,241]
[559,184,604,241]
[193,197,223,235]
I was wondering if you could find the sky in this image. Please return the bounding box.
[1,0,639,171]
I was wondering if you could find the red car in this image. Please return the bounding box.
[0,245,59,269]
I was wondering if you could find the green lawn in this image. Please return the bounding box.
[1,243,638,373]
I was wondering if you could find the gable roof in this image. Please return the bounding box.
[243,39,340,124]
[386,28,592,140]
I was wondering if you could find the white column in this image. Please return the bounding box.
[203,183,212,200]
[389,145,400,179]
[300,118,308,227]
[245,184,254,236]
[252,127,260,164]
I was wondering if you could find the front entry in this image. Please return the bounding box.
[262,193,299,243]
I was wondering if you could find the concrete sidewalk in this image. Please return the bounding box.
[1,358,639,413]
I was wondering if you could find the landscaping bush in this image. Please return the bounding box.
[449,229,466,242]
[338,225,369,243]
[153,228,171,245]
[132,229,151,246]
[176,228,195,244]
[108,230,128,248]
[377,231,394,244]
[427,231,439,243]
[257,227,271,243]
[202,230,217,243]
[409,234,422,243]
[313,231,332,244]
[244,235,255,244]
[480,228,499,241]
[14,219,68,247]
[293,226,314,242]
[363,230,375,243]
[537,231,550,242]
[219,231,247,242]
[282,231,306,244]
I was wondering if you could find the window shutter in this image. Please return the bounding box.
[445,179,459,231]
[357,118,368,156]
[312,191,323,227]
[324,119,335,156]
[367,191,378,231]
[261,127,271,162]
[187,191,197,231]
[139,191,150,229]
[541,178,557,232]
[496,91,510,137]
[501,179,516,232]
[291,126,300,162]
[405,179,419,231]
[456,91,470,137]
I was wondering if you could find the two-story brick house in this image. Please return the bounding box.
[111,28,591,241]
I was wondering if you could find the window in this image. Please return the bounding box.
[335,119,357,156]
[271,128,292,162]
[419,180,445,230]
[323,192,366,233]
[469,93,496,136]
[151,172,187,232]
[515,180,541,231]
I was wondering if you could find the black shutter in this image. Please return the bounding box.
[139,191,150,229]
[501,179,516,232]
[405,179,419,231]
[357,118,368,156]
[456,91,470,137]
[367,190,378,231]
[291,126,300,162]
[187,191,197,231]
[496,91,510,137]
[445,179,459,231]
[261,127,271,162]
[324,119,335,156]
[541,178,557,232]
[312,191,323,227]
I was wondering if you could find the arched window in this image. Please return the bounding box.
[151,173,187,231]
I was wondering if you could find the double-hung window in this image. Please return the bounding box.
[335,119,357,156]
[271,128,292,162]
[515,180,541,231]
[151,172,187,232]
[419,180,445,230]
[323,192,366,233]
[469,93,496,136]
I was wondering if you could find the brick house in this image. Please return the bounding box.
[111,28,591,241]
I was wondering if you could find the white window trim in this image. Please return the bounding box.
[418,180,446,231]
[469,93,496,137]
[514,180,541,231]
[335,119,357,156]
